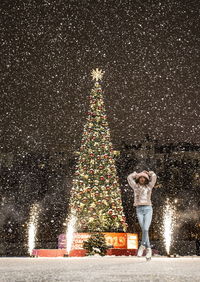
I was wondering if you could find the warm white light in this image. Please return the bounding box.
[163,199,175,255]
[28,203,40,255]
[66,213,77,254]
[91,68,105,81]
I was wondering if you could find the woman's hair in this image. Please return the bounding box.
[135,176,150,185]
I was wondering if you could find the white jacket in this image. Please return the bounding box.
[127,171,157,206]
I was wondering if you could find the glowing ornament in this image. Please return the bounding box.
[91,68,105,81]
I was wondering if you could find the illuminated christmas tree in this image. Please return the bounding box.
[68,69,127,233]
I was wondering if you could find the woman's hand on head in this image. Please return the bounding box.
[142,170,149,175]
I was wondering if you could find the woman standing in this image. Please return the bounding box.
[127,170,157,260]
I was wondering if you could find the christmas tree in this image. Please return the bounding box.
[83,232,110,256]
[68,68,127,233]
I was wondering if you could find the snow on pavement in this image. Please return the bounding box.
[0,256,200,282]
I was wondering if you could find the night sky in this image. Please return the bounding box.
[1,0,200,154]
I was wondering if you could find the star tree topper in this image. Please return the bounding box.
[91,68,105,81]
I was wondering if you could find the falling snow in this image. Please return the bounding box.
[1,0,200,153]
[0,0,200,261]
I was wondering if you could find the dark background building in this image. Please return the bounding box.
[0,135,199,256]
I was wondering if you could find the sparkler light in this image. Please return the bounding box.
[28,203,40,255]
[66,212,77,255]
[163,199,176,255]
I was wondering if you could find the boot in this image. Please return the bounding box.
[137,245,146,257]
[146,247,152,260]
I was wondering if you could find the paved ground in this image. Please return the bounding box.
[0,256,200,282]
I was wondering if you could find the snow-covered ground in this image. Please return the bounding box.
[0,256,200,282]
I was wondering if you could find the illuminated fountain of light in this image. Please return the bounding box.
[66,212,77,255]
[28,203,40,256]
[163,199,175,255]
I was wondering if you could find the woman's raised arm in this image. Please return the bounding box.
[127,171,138,189]
[148,171,157,188]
